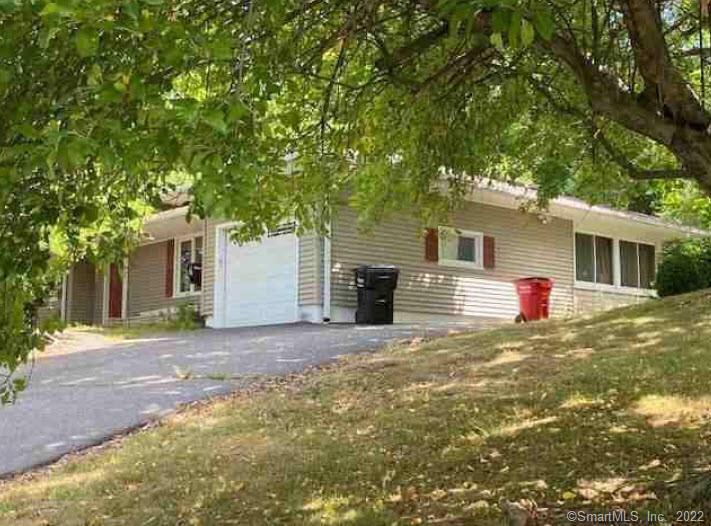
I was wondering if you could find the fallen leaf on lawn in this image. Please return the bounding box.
[561,491,577,500]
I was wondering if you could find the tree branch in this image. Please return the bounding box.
[621,0,709,128]
[542,32,678,146]
[373,23,448,72]
[592,127,689,180]
[529,76,689,181]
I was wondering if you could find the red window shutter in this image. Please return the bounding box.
[165,239,174,298]
[425,228,439,262]
[483,236,495,269]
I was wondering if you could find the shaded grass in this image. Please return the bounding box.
[76,319,201,341]
[2,290,711,524]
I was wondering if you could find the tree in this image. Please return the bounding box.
[1,0,711,395]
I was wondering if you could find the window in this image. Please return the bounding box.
[575,233,594,282]
[595,236,614,285]
[620,240,656,289]
[639,244,656,289]
[438,227,483,269]
[620,241,639,287]
[175,235,203,295]
[575,232,656,290]
[575,233,613,285]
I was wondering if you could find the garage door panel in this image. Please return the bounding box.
[222,232,298,327]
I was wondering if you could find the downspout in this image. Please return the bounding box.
[323,221,332,322]
[202,218,208,320]
[121,257,129,322]
[60,272,68,323]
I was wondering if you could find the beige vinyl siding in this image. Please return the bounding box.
[68,261,96,325]
[298,233,323,306]
[127,241,197,319]
[331,203,575,319]
[574,288,650,314]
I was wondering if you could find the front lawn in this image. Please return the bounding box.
[2,291,711,524]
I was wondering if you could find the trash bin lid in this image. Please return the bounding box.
[513,277,553,284]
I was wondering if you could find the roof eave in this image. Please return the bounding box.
[463,180,710,238]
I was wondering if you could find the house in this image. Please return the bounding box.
[49,180,706,328]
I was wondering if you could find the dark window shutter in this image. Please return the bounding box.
[425,228,439,262]
[483,236,495,269]
[165,239,175,298]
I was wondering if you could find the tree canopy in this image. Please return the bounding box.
[2,0,711,396]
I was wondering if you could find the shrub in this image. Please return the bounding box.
[172,303,202,331]
[656,238,711,297]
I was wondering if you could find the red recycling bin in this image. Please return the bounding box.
[514,277,554,322]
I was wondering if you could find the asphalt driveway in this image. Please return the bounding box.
[0,322,491,477]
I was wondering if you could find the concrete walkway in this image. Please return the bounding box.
[0,322,490,477]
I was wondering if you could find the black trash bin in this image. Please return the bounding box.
[354,265,399,324]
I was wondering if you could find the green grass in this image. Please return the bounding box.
[3,291,711,524]
[76,319,201,341]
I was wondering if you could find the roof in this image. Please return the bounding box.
[144,205,191,224]
[465,177,709,238]
[143,179,709,240]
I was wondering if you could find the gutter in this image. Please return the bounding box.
[323,222,332,322]
[463,178,710,237]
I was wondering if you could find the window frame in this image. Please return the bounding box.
[575,232,615,286]
[637,243,656,290]
[574,230,657,295]
[619,240,641,288]
[437,226,484,270]
[173,234,204,297]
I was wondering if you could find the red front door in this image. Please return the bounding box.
[108,264,123,319]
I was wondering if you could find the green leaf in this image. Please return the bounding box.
[173,99,200,123]
[490,32,504,50]
[0,0,20,13]
[508,10,522,49]
[203,108,228,134]
[79,204,100,223]
[87,64,103,86]
[532,7,555,40]
[40,2,73,16]
[63,138,91,168]
[75,27,99,57]
[227,101,250,123]
[39,2,61,15]
[448,5,471,38]
[521,19,535,47]
[208,38,233,61]
[39,27,60,49]
[0,68,11,87]
[491,8,511,34]
[14,123,39,139]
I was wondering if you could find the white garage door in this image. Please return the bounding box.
[221,229,298,327]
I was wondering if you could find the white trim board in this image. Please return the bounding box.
[173,233,204,298]
[437,226,484,270]
[323,223,332,322]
